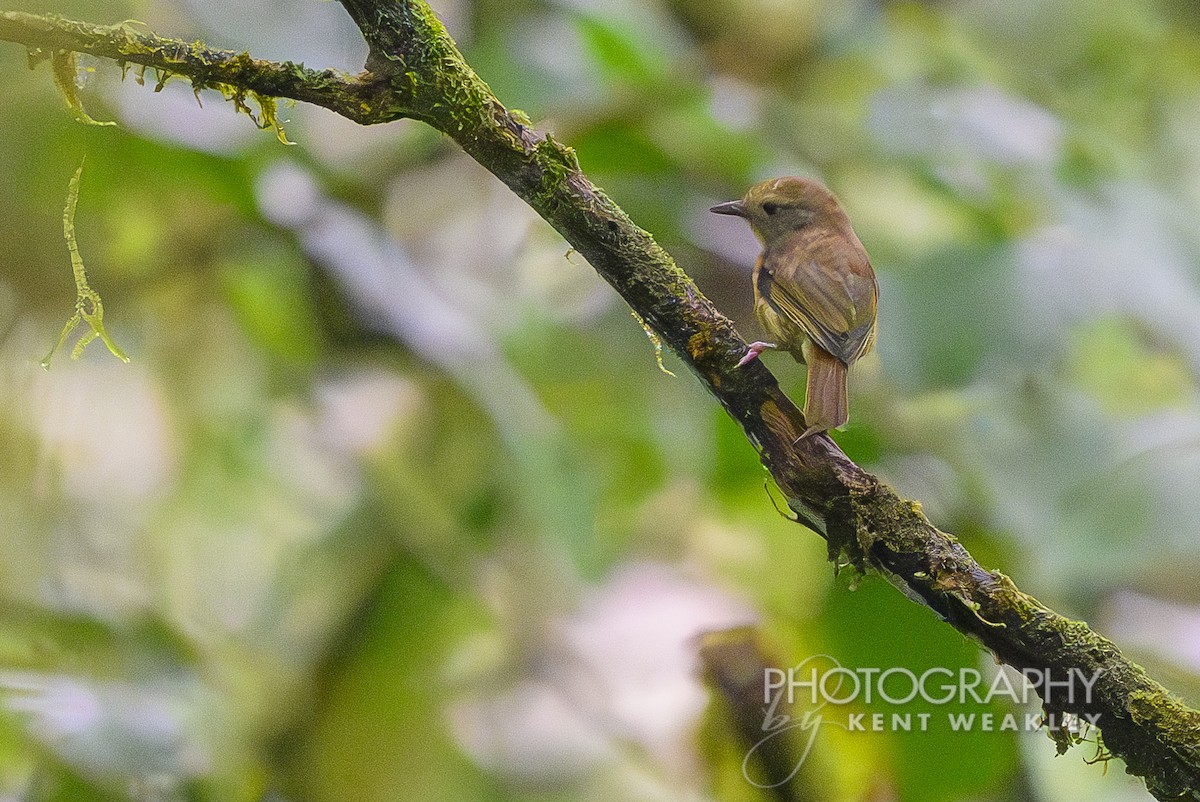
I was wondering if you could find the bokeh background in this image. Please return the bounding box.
[2,0,1200,799]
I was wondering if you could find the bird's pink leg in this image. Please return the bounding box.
[736,341,777,367]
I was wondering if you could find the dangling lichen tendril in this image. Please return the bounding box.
[50,50,116,127]
[630,309,674,377]
[41,161,130,368]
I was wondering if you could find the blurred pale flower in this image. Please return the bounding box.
[450,562,755,795]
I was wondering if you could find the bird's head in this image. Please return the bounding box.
[710,177,847,244]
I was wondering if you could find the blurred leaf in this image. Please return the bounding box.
[879,244,1020,391]
[290,557,496,802]
[572,119,675,175]
[1068,317,1195,414]
[220,248,323,367]
[573,15,666,90]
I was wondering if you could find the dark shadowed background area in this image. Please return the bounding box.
[2,0,1200,799]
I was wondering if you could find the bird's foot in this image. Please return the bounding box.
[736,341,777,367]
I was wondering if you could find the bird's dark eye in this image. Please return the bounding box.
[762,202,780,215]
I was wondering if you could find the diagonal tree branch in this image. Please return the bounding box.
[3,4,1199,798]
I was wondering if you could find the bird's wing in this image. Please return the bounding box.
[760,232,878,364]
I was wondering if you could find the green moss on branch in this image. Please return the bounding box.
[0,11,393,125]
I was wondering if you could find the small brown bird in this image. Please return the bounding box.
[711,177,878,439]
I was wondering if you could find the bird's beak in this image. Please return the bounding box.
[709,200,747,217]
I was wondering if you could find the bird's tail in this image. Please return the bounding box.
[801,348,848,439]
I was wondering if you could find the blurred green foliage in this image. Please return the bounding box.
[2,0,1200,800]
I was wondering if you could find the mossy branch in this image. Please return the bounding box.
[2,3,1199,797]
[0,11,392,124]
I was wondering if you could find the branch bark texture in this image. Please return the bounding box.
[2,4,1199,798]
